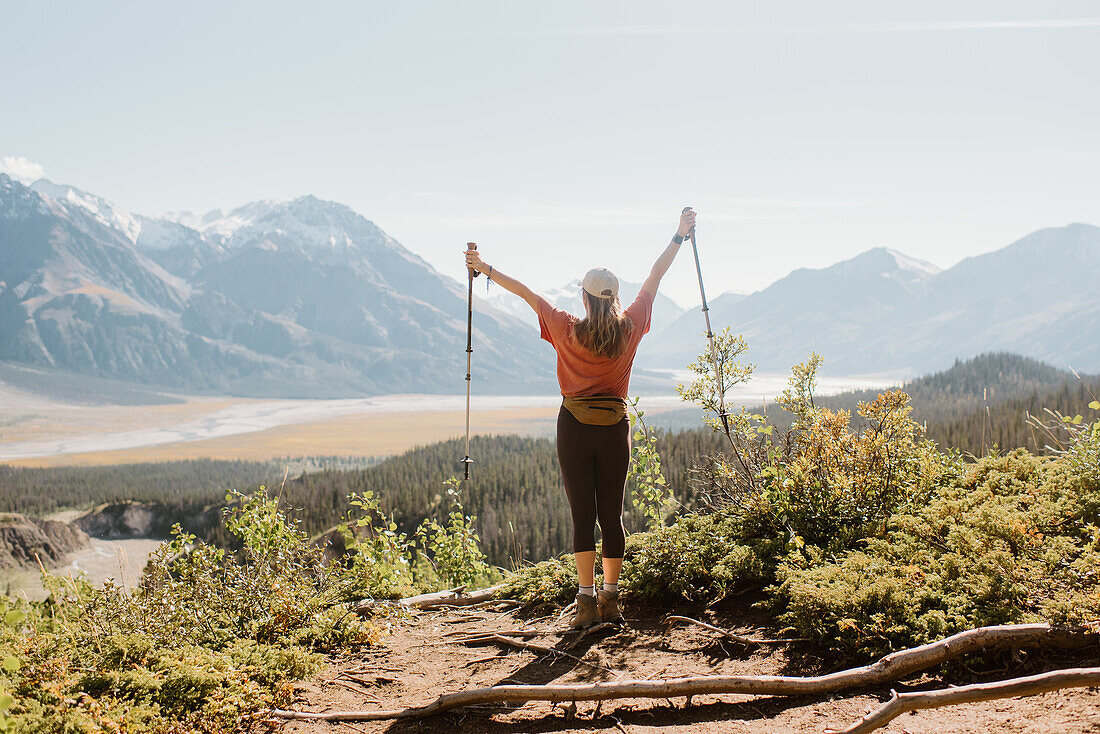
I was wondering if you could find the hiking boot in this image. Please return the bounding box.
[597,589,623,623]
[571,593,599,628]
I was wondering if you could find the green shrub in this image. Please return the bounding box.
[413,478,497,589]
[2,490,394,733]
[621,512,772,602]
[681,351,943,555]
[773,450,1100,655]
[339,489,417,599]
[339,477,500,598]
[627,399,677,530]
[501,556,578,615]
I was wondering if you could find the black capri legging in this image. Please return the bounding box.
[556,406,630,558]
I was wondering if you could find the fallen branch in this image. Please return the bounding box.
[353,583,507,614]
[664,616,808,648]
[463,598,521,610]
[332,679,381,700]
[446,629,547,640]
[271,622,1097,722]
[570,621,619,645]
[465,634,619,675]
[828,667,1100,734]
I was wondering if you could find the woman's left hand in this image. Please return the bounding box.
[465,246,488,275]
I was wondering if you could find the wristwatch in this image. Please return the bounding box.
[673,233,685,244]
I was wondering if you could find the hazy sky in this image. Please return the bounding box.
[3,1,1098,306]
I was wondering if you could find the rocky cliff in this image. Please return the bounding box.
[0,513,90,569]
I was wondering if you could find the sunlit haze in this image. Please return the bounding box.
[4,1,1098,305]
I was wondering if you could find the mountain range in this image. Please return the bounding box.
[642,225,1100,376]
[0,174,554,397]
[1,171,1097,398]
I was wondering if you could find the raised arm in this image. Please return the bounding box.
[641,208,696,298]
[464,246,541,312]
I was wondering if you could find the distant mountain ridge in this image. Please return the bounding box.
[644,225,1100,375]
[1,174,554,397]
[2,171,1098,397]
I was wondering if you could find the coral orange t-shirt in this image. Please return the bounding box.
[536,289,654,398]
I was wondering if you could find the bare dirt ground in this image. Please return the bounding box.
[279,599,1100,734]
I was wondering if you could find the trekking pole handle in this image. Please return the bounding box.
[467,242,480,278]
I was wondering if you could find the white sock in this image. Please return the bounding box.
[578,584,595,597]
[603,582,618,593]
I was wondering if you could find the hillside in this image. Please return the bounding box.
[7,355,1097,733]
[778,353,1099,455]
[2,354,1098,732]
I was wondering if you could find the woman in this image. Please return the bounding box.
[464,207,695,628]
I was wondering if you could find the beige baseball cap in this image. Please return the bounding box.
[581,267,619,300]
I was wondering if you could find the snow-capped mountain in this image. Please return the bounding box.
[30,179,142,243]
[167,196,382,252]
[0,175,555,396]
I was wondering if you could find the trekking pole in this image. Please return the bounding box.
[462,242,480,481]
[684,207,731,435]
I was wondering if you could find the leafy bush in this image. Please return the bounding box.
[687,352,940,554]
[339,489,417,599]
[414,478,498,589]
[621,513,773,602]
[627,398,676,530]
[501,556,578,614]
[339,477,500,597]
[0,489,406,733]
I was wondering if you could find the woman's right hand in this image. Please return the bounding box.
[465,246,488,275]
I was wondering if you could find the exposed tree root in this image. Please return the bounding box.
[664,615,809,648]
[271,622,1097,722]
[827,667,1100,734]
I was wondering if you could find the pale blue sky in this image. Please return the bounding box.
[3,1,1098,305]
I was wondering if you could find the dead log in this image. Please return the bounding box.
[353,583,507,614]
[270,622,1097,722]
[828,667,1100,734]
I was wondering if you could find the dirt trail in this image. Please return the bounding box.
[280,601,1100,734]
